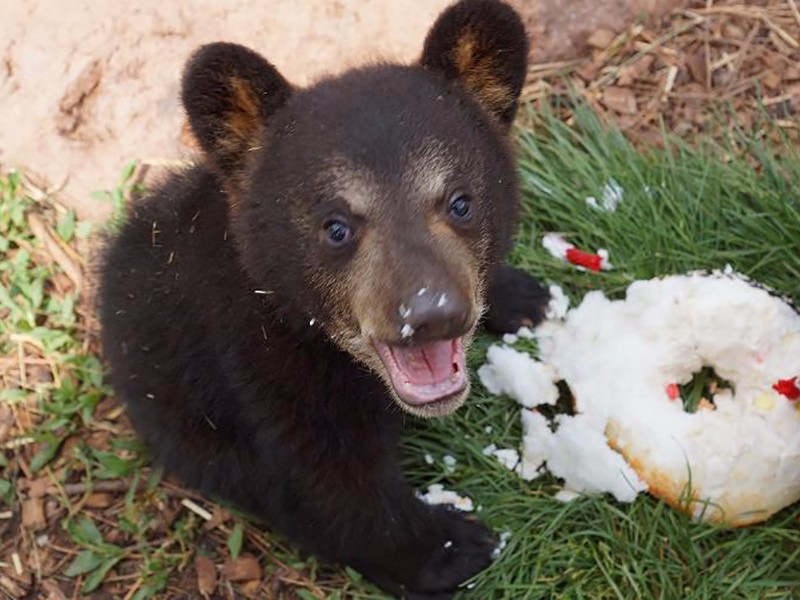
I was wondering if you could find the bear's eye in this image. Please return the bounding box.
[447,192,472,221]
[324,219,352,246]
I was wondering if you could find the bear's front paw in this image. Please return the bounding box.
[410,508,497,597]
[483,264,550,334]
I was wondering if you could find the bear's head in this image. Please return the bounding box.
[181,0,529,417]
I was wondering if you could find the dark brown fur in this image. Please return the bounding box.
[99,1,549,597]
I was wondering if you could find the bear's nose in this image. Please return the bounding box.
[399,288,471,342]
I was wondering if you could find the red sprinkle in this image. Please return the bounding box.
[772,377,800,401]
[565,248,603,272]
[666,383,680,400]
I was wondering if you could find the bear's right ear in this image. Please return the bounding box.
[421,0,529,129]
[182,43,293,179]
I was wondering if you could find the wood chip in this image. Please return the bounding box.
[27,477,49,498]
[40,580,68,600]
[0,574,28,598]
[0,405,12,446]
[202,506,231,531]
[222,554,262,582]
[602,86,639,114]
[763,70,782,90]
[21,497,46,531]
[195,555,217,596]
[85,492,114,508]
[587,28,617,49]
[686,48,707,85]
[618,54,655,86]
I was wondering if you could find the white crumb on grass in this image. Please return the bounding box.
[418,484,474,512]
[424,453,434,465]
[598,248,613,270]
[443,454,457,473]
[517,326,535,339]
[542,232,574,259]
[586,178,624,212]
[482,444,520,470]
[492,448,520,471]
[484,425,493,434]
[545,285,570,320]
[491,531,512,559]
[554,489,582,503]
[502,333,519,344]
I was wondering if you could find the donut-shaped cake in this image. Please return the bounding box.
[536,274,800,526]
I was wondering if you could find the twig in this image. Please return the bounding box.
[26,213,83,291]
[787,0,800,29]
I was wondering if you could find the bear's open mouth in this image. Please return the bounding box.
[373,338,467,406]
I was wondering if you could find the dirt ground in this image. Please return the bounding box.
[0,0,678,222]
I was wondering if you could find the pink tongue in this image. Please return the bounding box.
[392,340,455,385]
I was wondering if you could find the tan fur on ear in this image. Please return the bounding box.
[221,77,263,153]
[452,30,514,121]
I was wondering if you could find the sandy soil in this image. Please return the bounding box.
[1,0,677,221]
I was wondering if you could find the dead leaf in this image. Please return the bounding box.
[602,86,638,114]
[195,555,217,596]
[222,554,262,582]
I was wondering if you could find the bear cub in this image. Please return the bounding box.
[100,0,549,597]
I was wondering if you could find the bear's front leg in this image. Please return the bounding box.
[482,264,551,334]
[352,501,498,599]
[281,461,496,599]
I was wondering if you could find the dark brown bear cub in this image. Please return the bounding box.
[100,0,549,596]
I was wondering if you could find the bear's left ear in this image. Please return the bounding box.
[421,0,529,128]
[182,43,293,180]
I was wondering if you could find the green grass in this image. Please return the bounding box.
[397,106,800,599]
[2,104,800,598]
